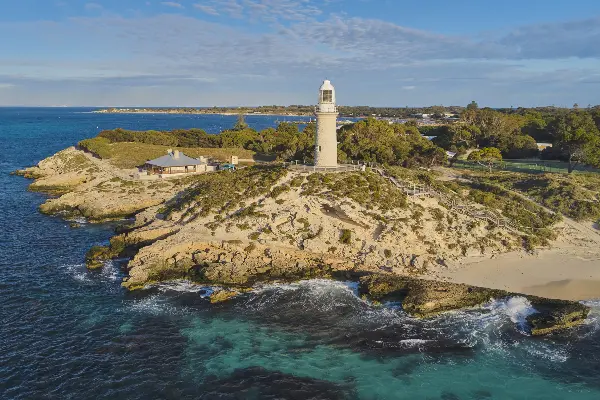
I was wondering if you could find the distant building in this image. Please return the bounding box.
[537,143,553,151]
[144,149,207,175]
[314,80,339,167]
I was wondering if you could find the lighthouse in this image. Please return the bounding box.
[314,79,339,167]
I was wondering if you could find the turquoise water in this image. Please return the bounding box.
[2,108,600,399]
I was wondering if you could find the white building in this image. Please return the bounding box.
[314,80,339,167]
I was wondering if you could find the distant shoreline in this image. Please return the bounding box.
[93,109,313,117]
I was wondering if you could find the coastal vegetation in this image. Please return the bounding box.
[79,118,449,168]
[301,172,407,212]
[79,137,256,168]
[337,118,447,166]
[464,171,600,222]
[18,143,596,336]
[430,106,600,171]
[161,165,288,222]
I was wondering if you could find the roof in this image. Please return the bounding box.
[319,80,335,91]
[146,151,204,167]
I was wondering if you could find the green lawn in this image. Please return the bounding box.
[79,138,258,169]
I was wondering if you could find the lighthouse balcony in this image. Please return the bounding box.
[315,105,338,114]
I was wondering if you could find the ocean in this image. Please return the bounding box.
[2,107,600,399]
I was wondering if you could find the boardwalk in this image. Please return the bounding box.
[371,167,528,234]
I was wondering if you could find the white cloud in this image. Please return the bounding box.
[196,0,322,22]
[84,2,102,10]
[161,1,184,8]
[1,12,600,106]
[193,4,220,15]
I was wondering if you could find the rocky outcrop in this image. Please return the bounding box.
[122,240,355,290]
[85,227,179,269]
[17,147,192,222]
[526,297,591,336]
[209,289,241,304]
[359,273,590,334]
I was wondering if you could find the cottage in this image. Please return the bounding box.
[144,149,207,175]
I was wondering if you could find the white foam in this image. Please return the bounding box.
[244,279,369,314]
[127,294,190,316]
[503,297,538,326]
[155,281,214,297]
[100,260,120,282]
[399,338,432,347]
[62,263,91,283]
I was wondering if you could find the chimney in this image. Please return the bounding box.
[167,148,173,155]
[173,150,180,159]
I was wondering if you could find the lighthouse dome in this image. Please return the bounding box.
[318,79,336,112]
[319,80,335,92]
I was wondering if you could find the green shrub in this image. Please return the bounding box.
[248,232,261,240]
[163,165,287,222]
[290,176,305,187]
[270,184,290,199]
[78,137,112,159]
[339,229,353,244]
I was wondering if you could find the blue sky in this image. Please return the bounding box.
[1,0,600,107]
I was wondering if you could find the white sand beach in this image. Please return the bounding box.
[440,247,600,301]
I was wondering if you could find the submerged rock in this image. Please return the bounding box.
[526,297,591,336]
[209,289,240,304]
[359,274,506,318]
[359,273,590,335]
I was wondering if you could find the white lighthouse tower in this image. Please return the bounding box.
[314,79,339,167]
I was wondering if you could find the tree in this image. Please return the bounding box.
[500,134,539,159]
[233,113,249,131]
[466,101,479,110]
[468,147,502,172]
[432,124,479,150]
[550,111,600,173]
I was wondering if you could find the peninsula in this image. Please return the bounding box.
[15,126,600,336]
[15,84,600,335]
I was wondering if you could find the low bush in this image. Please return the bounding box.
[339,229,353,244]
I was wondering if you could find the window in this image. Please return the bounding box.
[318,146,322,151]
[321,90,333,103]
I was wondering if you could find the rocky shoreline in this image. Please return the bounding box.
[15,146,592,335]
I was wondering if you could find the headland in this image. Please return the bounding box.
[14,122,600,335]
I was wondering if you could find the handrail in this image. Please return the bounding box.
[370,166,531,234]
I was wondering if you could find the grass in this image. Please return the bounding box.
[78,137,256,169]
